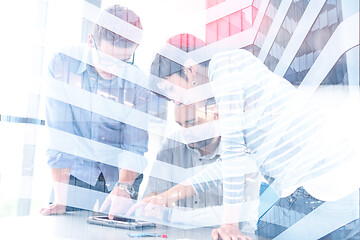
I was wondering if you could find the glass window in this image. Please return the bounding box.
[1,1,359,239]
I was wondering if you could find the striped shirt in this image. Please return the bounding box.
[190,49,353,210]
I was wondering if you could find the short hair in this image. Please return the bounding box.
[150,34,213,104]
[150,34,209,80]
[93,5,142,48]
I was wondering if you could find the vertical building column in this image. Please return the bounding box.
[341,0,359,86]
[81,0,101,43]
[17,1,48,216]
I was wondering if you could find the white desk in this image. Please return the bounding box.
[0,211,269,239]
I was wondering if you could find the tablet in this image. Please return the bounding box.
[87,215,156,230]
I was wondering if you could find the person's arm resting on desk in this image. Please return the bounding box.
[40,168,71,215]
[40,53,77,216]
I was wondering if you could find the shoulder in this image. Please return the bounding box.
[210,49,254,68]
[123,64,148,88]
[50,44,85,65]
[48,44,85,78]
[209,49,261,81]
[159,137,186,151]
[157,137,188,155]
[212,49,252,60]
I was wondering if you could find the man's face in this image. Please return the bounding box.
[163,64,216,128]
[174,100,219,151]
[93,39,137,80]
[174,100,217,128]
[166,64,219,152]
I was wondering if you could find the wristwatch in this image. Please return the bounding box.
[114,182,138,199]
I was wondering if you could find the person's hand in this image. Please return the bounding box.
[99,186,134,220]
[39,203,66,216]
[212,223,253,240]
[126,193,169,219]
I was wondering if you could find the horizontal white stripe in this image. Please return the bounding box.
[44,127,226,182]
[300,13,359,89]
[58,45,188,101]
[45,76,221,144]
[46,127,148,173]
[274,0,327,76]
[205,0,253,24]
[258,0,293,62]
[82,1,143,45]
[151,0,269,69]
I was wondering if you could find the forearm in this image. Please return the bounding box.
[101,168,139,219]
[188,160,222,195]
[162,182,196,206]
[51,167,71,205]
[118,168,139,185]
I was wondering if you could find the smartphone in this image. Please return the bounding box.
[87,215,156,230]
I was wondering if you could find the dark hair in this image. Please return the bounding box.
[150,34,209,80]
[150,34,215,116]
[93,5,142,48]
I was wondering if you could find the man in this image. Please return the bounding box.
[143,34,223,209]
[40,5,149,220]
[195,49,360,240]
[131,47,359,240]
[128,35,260,233]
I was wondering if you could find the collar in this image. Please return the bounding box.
[199,141,222,161]
[76,45,124,88]
[185,139,222,161]
[76,45,90,75]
